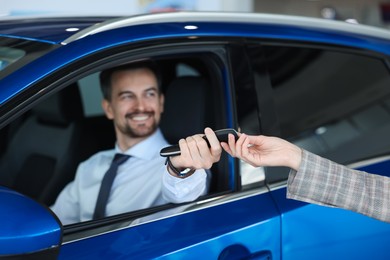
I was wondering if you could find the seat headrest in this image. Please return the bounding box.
[32,84,83,126]
[160,76,212,144]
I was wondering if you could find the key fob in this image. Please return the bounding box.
[160,128,238,157]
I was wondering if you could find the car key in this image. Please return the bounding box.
[160,128,239,157]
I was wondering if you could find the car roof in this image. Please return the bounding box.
[65,12,390,44]
[1,12,390,45]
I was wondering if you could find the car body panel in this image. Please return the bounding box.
[59,192,280,259]
[270,187,390,260]
[269,157,390,259]
[0,187,61,255]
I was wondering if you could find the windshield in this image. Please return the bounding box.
[0,36,56,80]
[0,46,25,70]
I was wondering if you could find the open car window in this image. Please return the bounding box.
[0,52,231,234]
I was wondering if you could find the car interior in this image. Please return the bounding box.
[261,44,390,166]
[0,55,231,221]
[0,85,84,205]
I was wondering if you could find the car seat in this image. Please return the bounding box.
[0,84,85,205]
[160,76,214,144]
[159,76,230,193]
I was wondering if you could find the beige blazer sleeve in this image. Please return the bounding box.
[287,150,390,223]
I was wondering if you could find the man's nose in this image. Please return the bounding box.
[134,97,146,111]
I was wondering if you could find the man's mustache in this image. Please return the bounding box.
[125,111,154,119]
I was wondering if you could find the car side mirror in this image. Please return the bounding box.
[0,186,62,259]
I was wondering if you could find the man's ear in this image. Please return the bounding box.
[159,93,165,113]
[102,99,114,120]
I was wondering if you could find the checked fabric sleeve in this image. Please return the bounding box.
[287,150,390,223]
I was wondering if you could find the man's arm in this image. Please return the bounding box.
[162,168,208,203]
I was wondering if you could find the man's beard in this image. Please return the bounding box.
[119,111,158,138]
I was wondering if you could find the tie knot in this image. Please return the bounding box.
[112,153,130,165]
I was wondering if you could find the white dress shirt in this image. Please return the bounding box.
[51,129,207,225]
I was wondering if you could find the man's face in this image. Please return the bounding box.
[102,67,164,139]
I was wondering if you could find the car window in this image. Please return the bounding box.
[262,45,390,165]
[245,43,390,183]
[78,62,201,118]
[0,37,54,80]
[78,73,104,117]
[229,46,266,189]
[176,62,200,77]
[0,52,230,229]
[0,46,25,70]
[64,54,228,227]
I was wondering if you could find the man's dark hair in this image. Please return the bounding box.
[99,60,162,101]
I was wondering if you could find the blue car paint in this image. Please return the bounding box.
[0,187,61,255]
[270,187,390,260]
[2,21,390,105]
[59,192,281,259]
[358,159,390,177]
[270,157,390,259]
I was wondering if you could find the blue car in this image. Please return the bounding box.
[1,12,390,259]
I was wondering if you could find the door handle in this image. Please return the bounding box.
[218,244,272,260]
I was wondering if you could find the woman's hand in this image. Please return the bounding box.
[221,133,302,171]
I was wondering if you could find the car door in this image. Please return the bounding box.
[245,41,390,259]
[4,40,280,259]
[0,19,285,257]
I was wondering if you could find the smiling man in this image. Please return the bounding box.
[51,61,222,224]
[102,63,164,149]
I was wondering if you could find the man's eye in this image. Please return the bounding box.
[146,91,157,97]
[121,94,134,100]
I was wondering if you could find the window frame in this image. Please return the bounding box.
[243,38,390,186]
[0,40,238,241]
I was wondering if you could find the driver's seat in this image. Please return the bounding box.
[159,76,230,193]
[0,85,85,205]
[160,76,213,144]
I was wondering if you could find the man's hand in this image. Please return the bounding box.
[168,127,222,177]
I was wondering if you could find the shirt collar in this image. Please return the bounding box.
[115,128,169,160]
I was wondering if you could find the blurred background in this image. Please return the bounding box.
[1,0,390,29]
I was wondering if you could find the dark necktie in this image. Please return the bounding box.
[93,153,130,220]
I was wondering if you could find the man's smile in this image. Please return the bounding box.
[126,112,154,122]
